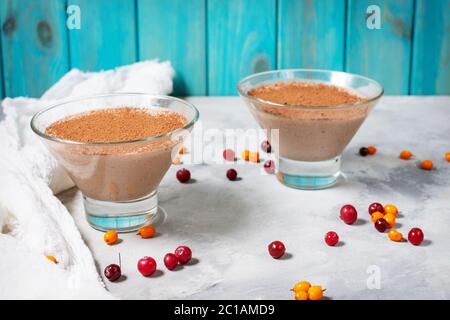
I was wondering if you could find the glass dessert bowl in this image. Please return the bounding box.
[31,93,199,232]
[238,69,383,190]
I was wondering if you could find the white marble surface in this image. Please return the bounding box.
[60,96,450,300]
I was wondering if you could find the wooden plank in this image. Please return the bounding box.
[0,28,4,98]
[208,0,276,95]
[0,0,69,97]
[346,0,414,94]
[68,0,137,71]
[410,0,450,95]
[137,0,206,96]
[278,0,346,70]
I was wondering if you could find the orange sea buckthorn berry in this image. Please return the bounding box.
[249,151,260,163]
[292,281,311,293]
[178,146,187,155]
[400,150,412,160]
[367,146,377,155]
[308,286,324,300]
[46,255,58,264]
[172,156,182,165]
[241,149,250,161]
[445,152,450,162]
[388,229,403,242]
[383,213,396,227]
[371,211,384,223]
[295,291,309,300]
[137,225,156,239]
[420,160,433,170]
[104,230,119,245]
[384,204,398,217]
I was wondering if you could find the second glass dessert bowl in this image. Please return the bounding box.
[31,93,199,232]
[238,69,383,190]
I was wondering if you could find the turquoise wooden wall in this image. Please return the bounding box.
[0,0,449,97]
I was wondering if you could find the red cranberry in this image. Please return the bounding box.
[137,256,157,277]
[164,253,179,270]
[340,204,358,225]
[174,246,192,265]
[176,168,191,183]
[223,149,235,161]
[104,264,121,282]
[268,241,285,259]
[374,218,389,232]
[261,140,271,153]
[263,160,275,174]
[324,231,339,246]
[359,147,369,156]
[226,168,238,181]
[368,202,384,215]
[408,228,424,246]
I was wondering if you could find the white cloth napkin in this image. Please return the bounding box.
[0,60,174,299]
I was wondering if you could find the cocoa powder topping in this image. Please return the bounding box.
[45,107,187,143]
[248,82,366,106]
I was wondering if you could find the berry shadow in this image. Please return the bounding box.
[335,241,345,247]
[150,232,162,239]
[187,257,200,266]
[420,239,432,247]
[114,275,127,283]
[149,270,164,278]
[353,219,367,226]
[279,253,293,260]
[171,265,184,272]
[185,178,198,184]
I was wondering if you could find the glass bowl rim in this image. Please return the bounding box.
[30,92,200,146]
[237,68,384,110]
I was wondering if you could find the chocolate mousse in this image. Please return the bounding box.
[247,82,369,161]
[46,107,187,201]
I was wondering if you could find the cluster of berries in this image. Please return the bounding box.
[104,246,193,282]
[360,145,450,171]
[174,140,276,184]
